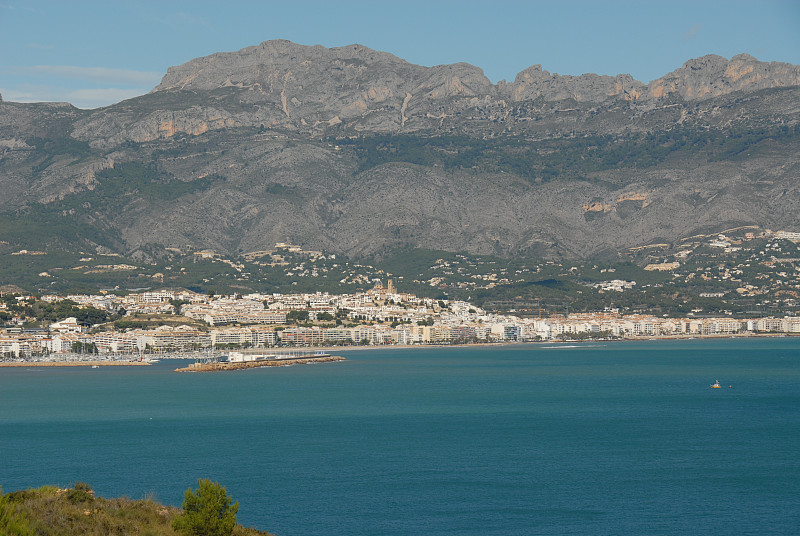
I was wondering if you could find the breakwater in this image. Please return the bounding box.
[174,354,345,372]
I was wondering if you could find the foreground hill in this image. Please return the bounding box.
[0,483,272,536]
[0,41,799,261]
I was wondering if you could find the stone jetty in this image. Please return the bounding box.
[174,354,345,372]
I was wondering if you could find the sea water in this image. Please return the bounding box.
[1,338,799,536]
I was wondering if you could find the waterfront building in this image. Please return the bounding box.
[93,332,138,353]
[0,338,22,357]
[784,317,800,333]
[248,327,279,347]
[280,327,324,346]
[757,317,785,332]
[504,325,521,341]
[392,327,411,345]
[211,327,254,347]
[323,328,352,344]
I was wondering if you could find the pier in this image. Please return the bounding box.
[174,353,345,372]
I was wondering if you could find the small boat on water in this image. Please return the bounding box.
[710,380,722,388]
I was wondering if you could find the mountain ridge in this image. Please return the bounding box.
[0,40,799,263]
[154,40,800,103]
[64,41,800,149]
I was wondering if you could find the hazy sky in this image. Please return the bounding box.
[1,0,799,109]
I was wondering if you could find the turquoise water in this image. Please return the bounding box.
[1,339,799,535]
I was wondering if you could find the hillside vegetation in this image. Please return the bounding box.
[0,483,272,536]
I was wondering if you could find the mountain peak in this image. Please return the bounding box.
[153,39,412,93]
[647,53,800,99]
[506,64,644,102]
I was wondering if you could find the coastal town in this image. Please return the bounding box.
[2,275,799,362]
[5,225,800,321]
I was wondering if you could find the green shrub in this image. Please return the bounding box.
[172,479,239,536]
[0,488,35,536]
[65,482,94,504]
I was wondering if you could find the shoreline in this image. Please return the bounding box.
[2,333,798,367]
[0,360,150,367]
[317,332,800,353]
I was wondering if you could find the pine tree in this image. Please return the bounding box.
[172,479,239,536]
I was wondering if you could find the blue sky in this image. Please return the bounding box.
[1,0,799,109]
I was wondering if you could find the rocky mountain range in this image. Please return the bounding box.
[1,40,799,262]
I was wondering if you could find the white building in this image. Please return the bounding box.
[49,317,82,334]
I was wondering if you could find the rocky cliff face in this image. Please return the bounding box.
[68,41,800,148]
[155,40,497,101]
[154,41,800,105]
[503,65,645,102]
[2,41,800,261]
[148,40,494,134]
[647,53,800,100]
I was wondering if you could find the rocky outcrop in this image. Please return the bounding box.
[155,40,413,93]
[583,201,615,213]
[155,41,800,107]
[503,65,645,102]
[647,54,800,100]
[67,42,800,147]
[502,53,800,104]
[155,40,496,101]
[72,106,242,148]
[153,40,494,128]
